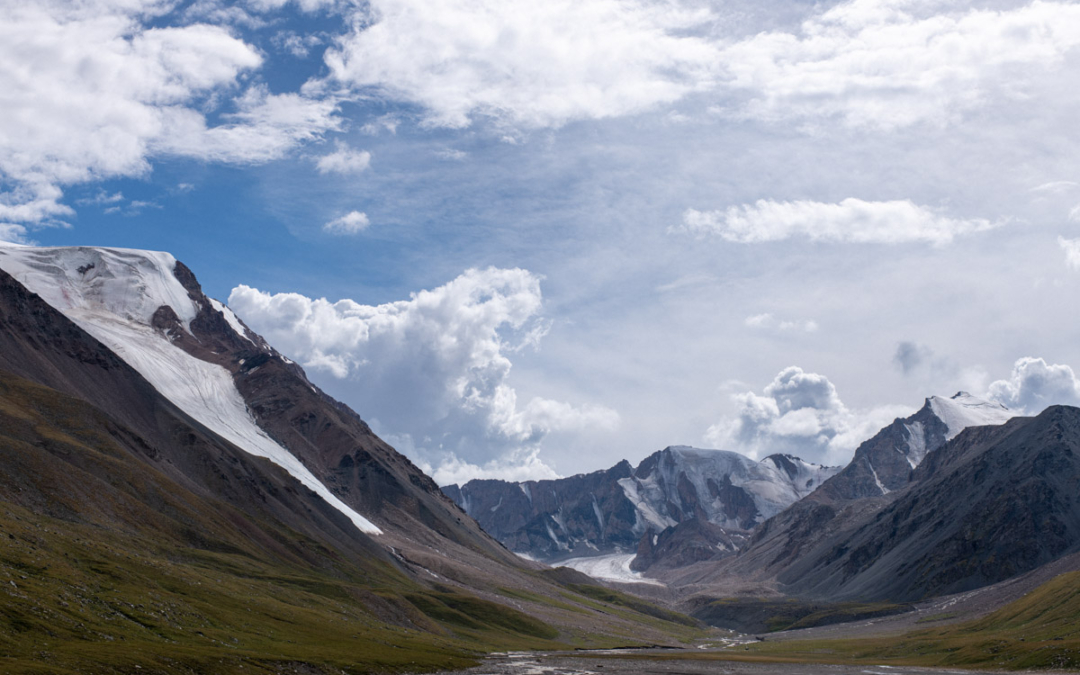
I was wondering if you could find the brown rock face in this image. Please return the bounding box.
[148,260,521,564]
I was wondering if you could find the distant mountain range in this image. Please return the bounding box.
[675,392,1080,613]
[443,447,838,565]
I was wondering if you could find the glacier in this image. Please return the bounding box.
[0,244,381,535]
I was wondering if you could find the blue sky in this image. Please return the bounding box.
[6,0,1080,483]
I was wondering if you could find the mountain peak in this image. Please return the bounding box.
[926,390,1013,440]
[0,244,382,535]
[0,245,199,333]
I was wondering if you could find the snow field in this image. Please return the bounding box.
[0,245,381,535]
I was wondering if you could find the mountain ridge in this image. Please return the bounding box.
[443,444,838,564]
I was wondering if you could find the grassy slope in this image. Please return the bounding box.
[655,570,1080,671]
[0,372,701,674]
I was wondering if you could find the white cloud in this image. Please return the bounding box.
[719,0,1080,129]
[1059,236,1080,269]
[360,114,400,135]
[316,142,372,174]
[323,211,370,234]
[425,448,562,485]
[154,85,342,163]
[315,0,1080,132]
[323,0,721,128]
[0,2,341,227]
[434,149,468,161]
[1070,206,1080,223]
[744,313,818,333]
[0,224,30,244]
[705,366,910,465]
[1030,181,1080,194]
[228,267,618,481]
[987,356,1080,414]
[275,30,324,58]
[675,198,998,245]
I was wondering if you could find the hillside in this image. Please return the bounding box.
[0,248,703,672]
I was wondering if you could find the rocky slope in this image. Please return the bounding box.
[683,398,1080,607]
[776,405,1080,602]
[680,392,1016,585]
[443,446,837,565]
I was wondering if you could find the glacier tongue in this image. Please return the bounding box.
[0,244,381,536]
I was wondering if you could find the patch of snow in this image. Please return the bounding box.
[866,460,889,495]
[490,496,503,513]
[210,298,255,345]
[551,510,567,533]
[617,476,677,533]
[559,553,665,586]
[903,421,926,468]
[591,495,605,534]
[518,482,532,505]
[0,245,381,536]
[0,245,198,332]
[929,391,1014,440]
[545,522,568,551]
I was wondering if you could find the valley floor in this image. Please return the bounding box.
[431,649,1033,675]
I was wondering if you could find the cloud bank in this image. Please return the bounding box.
[229,268,618,482]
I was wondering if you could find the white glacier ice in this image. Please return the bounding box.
[929,391,1014,441]
[209,297,255,345]
[559,553,665,586]
[0,244,381,535]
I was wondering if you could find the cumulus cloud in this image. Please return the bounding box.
[705,366,910,465]
[744,313,818,333]
[987,357,1080,414]
[0,1,340,227]
[1060,236,1080,269]
[315,142,372,174]
[720,0,1080,129]
[674,198,998,245]
[322,0,721,128]
[323,211,370,234]
[228,267,618,481]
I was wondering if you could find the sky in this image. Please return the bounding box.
[5,0,1080,484]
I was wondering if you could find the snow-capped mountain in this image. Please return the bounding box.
[691,390,1023,593]
[0,244,710,666]
[720,405,1080,605]
[0,243,516,563]
[0,244,379,533]
[442,446,838,563]
[823,391,1015,500]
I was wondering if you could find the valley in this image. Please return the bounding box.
[0,244,1078,674]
